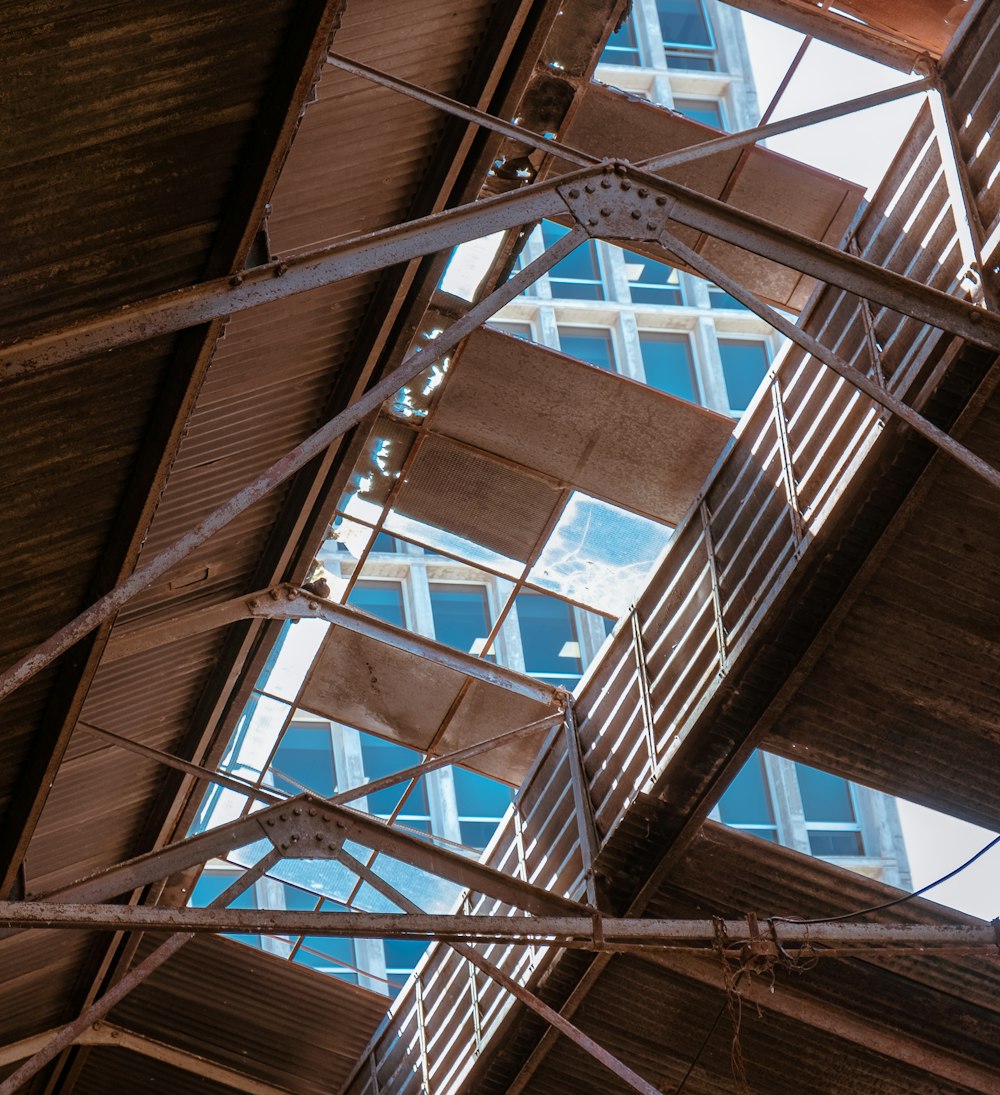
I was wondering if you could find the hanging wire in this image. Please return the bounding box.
[772,832,1000,926]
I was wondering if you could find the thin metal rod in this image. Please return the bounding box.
[327,52,598,168]
[0,227,589,704]
[658,227,1000,493]
[637,76,932,173]
[0,851,279,1095]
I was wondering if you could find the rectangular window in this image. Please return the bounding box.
[541,221,604,300]
[658,0,717,70]
[673,97,724,129]
[796,764,864,856]
[718,339,770,414]
[708,285,750,311]
[558,326,616,372]
[717,753,778,841]
[639,332,697,402]
[623,250,683,306]
[270,723,335,798]
[429,583,492,656]
[349,580,406,628]
[452,767,514,850]
[358,734,431,831]
[190,870,261,947]
[489,320,534,341]
[384,938,431,995]
[601,16,641,66]
[515,591,583,688]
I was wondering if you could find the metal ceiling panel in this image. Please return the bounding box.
[432,326,735,525]
[394,434,565,563]
[554,83,864,311]
[300,626,557,783]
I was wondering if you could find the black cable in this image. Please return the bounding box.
[772,832,1000,926]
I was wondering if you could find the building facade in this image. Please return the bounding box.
[193,0,910,997]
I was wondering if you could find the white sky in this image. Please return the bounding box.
[741,13,998,923]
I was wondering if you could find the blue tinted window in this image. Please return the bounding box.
[453,767,514,849]
[624,251,682,307]
[359,734,431,827]
[350,581,405,627]
[797,765,856,823]
[429,583,491,655]
[271,724,334,797]
[658,0,713,47]
[296,936,359,983]
[515,592,582,687]
[719,339,769,412]
[541,221,604,300]
[718,754,776,833]
[559,328,616,371]
[673,97,723,128]
[602,17,641,65]
[639,333,697,402]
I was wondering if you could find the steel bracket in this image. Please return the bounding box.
[256,803,345,859]
[558,164,675,241]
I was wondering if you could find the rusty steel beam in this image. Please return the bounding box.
[0,228,586,706]
[3,905,997,952]
[0,172,591,380]
[719,0,925,71]
[0,854,279,1095]
[656,226,1000,493]
[14,792,583,930]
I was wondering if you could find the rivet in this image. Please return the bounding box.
[568,188,580,199]
[600,208,611,217]
[308,808,317,817]
[229,274,244,288]
[308,600,318,610]
[584,183,595,194]
[336,820,347,829]
[322,814,331,823]
[630,210,642,220]
[637,188,648,198]
[279,813,288,822]
[274,262,288,277]
[280,842,289,851]
[969,309,983,323]
[328,843,338,851]
[249,598,260,610]
[603,163,615,173]
[290,834,299,842]
[588,217,599,226]
[316,833,324,841]
[646,222,657,231]
[620,180,631,190]
[600,178,612,189]
[655,196,668,206]
[293,807,302,816]
[266,818,275,827]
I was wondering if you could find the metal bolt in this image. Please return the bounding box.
[600,178,612,189]
[248,598,260,610]
[588,217,599,226]
[290,834,299,842]
[604,163,615,173]
[293,807,302,816]
[274,261,288,277]
[568,188,580,199]
[327,843,338,851]
[969,309,983,323]
[613,162,627,175]
[266,818,275,827]
[600,207,611,217]
[620,180,631,190]
[280,842,289,851]
[316,833,324,841]
[637,188,648,198]
[308,808,317,816]
[336,820,347,829]
[279,813,288,822]
[322,814,331,822]
[229,274,244,288]
[308,600,318,610]
[646,222,657,231]
[630,210,642,220]
[584,183,595,193]
[655,196,668,206]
